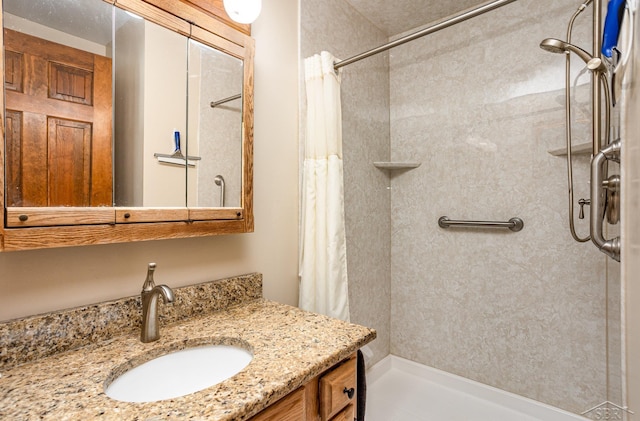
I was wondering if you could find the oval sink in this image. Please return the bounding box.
[105,344,253,402]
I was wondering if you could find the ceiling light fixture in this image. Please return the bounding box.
[223,0,262,24]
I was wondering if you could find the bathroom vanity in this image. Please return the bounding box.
[0,273,375,420]
[0,1,373,416]
[251,353,358,420]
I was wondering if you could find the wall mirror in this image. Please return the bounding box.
[187,38,243,209]
[3,0,115,209]
[0,0,254,251]
[113,6,189,208]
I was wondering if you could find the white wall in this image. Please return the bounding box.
[3,13,108,56]
[0,0,300,321]
[142,21,189,207]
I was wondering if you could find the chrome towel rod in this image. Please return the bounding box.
[438,216,524,232]
[210,94,241,108]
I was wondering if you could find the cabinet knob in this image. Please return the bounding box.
[18,214,29,222]
[343,387,355,399]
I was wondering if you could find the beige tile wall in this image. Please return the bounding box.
[300,0,627,414]
[388,0,620,414]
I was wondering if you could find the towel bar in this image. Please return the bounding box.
[438,216,524,232]
[210,94,241,108]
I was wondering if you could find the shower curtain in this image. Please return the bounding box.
[299,51,350,322]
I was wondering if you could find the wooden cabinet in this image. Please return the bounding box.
[319,355,357,420]
[181,0,251,35]
[329,404,355,421]
[249,387,305,421]
[250,353,358,421]
[0,0,255,251]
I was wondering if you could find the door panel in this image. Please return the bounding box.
[48,62,93,105]
[5,109,22,206]
[47,118,92,206]
[4,50,22,92]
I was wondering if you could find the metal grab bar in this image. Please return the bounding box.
[590,140,621,261]
[214,175,225,207]
[438,216,524,232]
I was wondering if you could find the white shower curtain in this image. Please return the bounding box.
[299,51,350,322]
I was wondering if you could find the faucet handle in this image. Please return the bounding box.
[142,263,157,292]
[578,198,590,219]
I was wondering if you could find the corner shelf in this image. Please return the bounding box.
[373,161,421,170]
[547,142,592,156]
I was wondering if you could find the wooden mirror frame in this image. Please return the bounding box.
[0,0,254,251]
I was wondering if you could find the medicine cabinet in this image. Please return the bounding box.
[0,0,255,251]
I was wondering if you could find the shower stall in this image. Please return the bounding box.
[301,0,624,417]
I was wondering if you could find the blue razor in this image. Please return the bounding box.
[602,0,626,58]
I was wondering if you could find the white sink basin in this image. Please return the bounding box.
[105,344,253,402]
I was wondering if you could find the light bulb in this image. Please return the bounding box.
[223,0,262,24]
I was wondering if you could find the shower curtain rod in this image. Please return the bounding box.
[333,0,519,70]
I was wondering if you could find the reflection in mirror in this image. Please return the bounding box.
[3,0,113,207]
[187,40,243,208]
[113,7,188,207]
[3,0,246,212]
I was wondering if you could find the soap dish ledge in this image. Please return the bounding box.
[373,161,421,170]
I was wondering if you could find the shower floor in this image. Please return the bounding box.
[366,356,588,421]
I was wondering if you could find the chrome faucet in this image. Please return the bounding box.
[140,263,175,343]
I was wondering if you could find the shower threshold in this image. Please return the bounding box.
[366,355,588,421]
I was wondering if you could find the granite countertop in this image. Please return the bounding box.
[0,298,376,420]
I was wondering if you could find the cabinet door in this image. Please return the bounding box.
[250,387,304,421]
[319,355,357,421]
[330,404,355,421]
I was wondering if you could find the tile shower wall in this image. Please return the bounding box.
[301,0,391,367]
[388,0,620,414]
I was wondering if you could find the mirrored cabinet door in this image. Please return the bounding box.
[114,7,189,208]
[187,39,243,209]
[3,0,247,214]
[3,0,114,208]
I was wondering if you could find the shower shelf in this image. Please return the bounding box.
[547,142,592,156]
[373,161,421,170]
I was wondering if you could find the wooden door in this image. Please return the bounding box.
[4,29,113,207]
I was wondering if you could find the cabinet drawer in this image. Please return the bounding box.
[319,355,357,421]
[330,403,355,421]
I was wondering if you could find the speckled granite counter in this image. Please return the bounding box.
[0,273,376,420]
